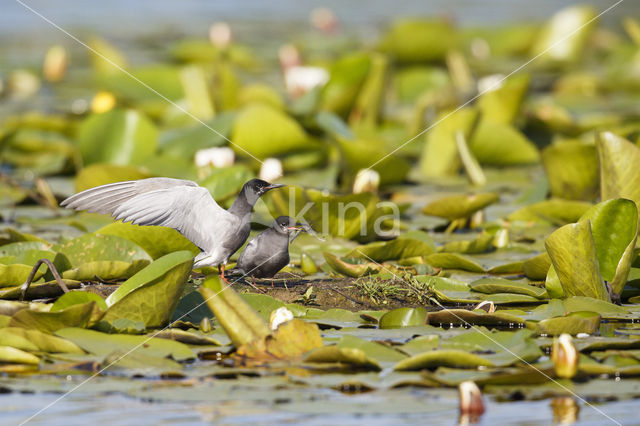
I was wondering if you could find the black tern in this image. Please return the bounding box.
[61,177,284,283]
[234,216,304,280]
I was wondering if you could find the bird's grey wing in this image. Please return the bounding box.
[236,236,262,269]
[62,179,230,252]
[61,178,199,215]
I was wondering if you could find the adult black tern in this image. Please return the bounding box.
[61,178,284,283]
[234,216,305,280]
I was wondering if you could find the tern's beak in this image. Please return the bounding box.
[264,183,285,191]
[287,223,305,231]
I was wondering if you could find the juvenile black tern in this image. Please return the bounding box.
[61,177,284,283]
[234,216,305,280]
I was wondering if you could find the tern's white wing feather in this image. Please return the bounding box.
[61,178,232,252]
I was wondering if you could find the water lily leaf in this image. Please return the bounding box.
[479,293,542,304]
[96,222,198,260]
[73,163,151,193]
[319,52,370,117]
[337,138,410,185]
[523,253,551,281]
[198,164,255,203]
[88,37,127,75]
[101,251,193,329]
[0,264,43,288]
[477,74,530,125]
[598,132,640,207]
[77,109,158,166]
[397,335,440,356]
[419,107,479,178]
[545,265,564,298]
[0,249,56,267]
[200,275,271,347]
[51,291,108,312]
[533,311,601,336]
[0,346,40,365]
[62,259,149,281]
[380,19,457,63]
[563,296,629,316]
[427,309,525,327]
[522,299,567,321]
[487,261,525,275]
[55,327,194,361]
[508,199,592,225]
[241,293,286,322]
[545,219,610,301]
[393,66,451,103]
[304,346,381,371]
[337,335,407,364]
[0,241,50,257]
[470,278,547,298]
[580,198,638,294]
[394,349,492,371]
[425,253,485,272]
[379,308,427,329]
[542,140,598,200]
[530,5,596,63]
[323,252,381,278]
[9,302,101,333]
[422,193,498,221]
[0,327,83,353]
[441,233,494,254]
[0,228,48,245]
[53,233,151,268]
[159,113,234,159]
[441,329,542,366]
[470,121,539,166]
[1,279,81,301]
[231,104,315,159]
[348,238,434,262]
[152,329,224,346]
[236,319,322,362]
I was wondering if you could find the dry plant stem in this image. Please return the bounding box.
[20,258,69,301]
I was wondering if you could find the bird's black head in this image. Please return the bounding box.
[273,216,304,234]
[240,179,285,205]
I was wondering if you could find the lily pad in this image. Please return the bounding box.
[61,259,149,281]
[470,278,547,298]
[422,193,499,221]
[304,346,381,371]
[542,140,598,201]
[380,19,457,63]
[51,291,108,312]
[0,264,43,288]
[394,350,492,371]
[52,233,151,268]
[508,199,592,225]
[545,219,610,301]
[323,253,381,278]
[533,311,601,336]
[598,132,640,208]
[470,121,539,166]
[0,327,83,353]
[348,238,434,262]
[9,302,101,333]
[425,253,485,272]
[74,163,150,193]
[379,308,427,329]
[0,346,40,365]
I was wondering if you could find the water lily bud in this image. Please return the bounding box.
[284,66,329,98]
[550,397,579,424]
[270,307,294,330]
[91,91,116,113]
[552,333,578,379]
[492,228,509,249]
[473,300,495,314]
[259,158,283,182]
[310,7,338,34]
[469,210,485,228]
[8,70,41,99]
[477,74,505,94]
[352,169,380,194]
[43,45,68,83]
[458,381,485,415]
[195,147,235,169]
[209,22,232,49]
[301,252,318,275]
[200,317,212,333]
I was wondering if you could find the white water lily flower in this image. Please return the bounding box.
[195,147,235,168]
[353,169,380,194]
[270,307,294,330]
[259,158,283,182]
[458,380,484,415]
[284,66,329,98]
[209,22,232,48]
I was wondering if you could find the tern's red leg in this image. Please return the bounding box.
[219,264,230,285]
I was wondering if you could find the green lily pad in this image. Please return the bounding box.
[77,109,158,166]
[0,327,83,353]
[100,251,194,330]
[304,346,381,371]
[231,104,315,159]
[441,233,494,254]
[51,291,108,312]
[55,327,194,361]
[379,19,457,63]
[394,350,492,371]
[544,265,564,298]
[52,233,151,268]
[323,252,381,278]
[470,121,539,166]
[533,311,601,336]
[73,163,150,193]
[61,259,149,281]
[523,253,551,281]
[422,193,498,221]
[96,222,198,260]
[198,165,255,202]
[337,138,410,185]
[425,253,485,272]
[0,346,40,365]
[563,296,629,316]
[476,74,530,125]
[348,238,434,262]
[0,264,43,288]
[379,308,427,329]
[508,199,592,224]
[545,219,610,301]
[470,278,547,298]
[427,309,526,327]
[9,302,102,333]
[318,52,370,117]
[1,279,81,300]
[598,132,640,208]
[542,140,598,201]
[580,198,638,294]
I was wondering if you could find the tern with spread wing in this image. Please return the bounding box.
[61,178,284,283]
